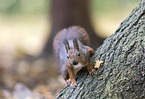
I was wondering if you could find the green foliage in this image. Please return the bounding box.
[0,0,139,16]
[0,0,49,15]
[91,0,139,14]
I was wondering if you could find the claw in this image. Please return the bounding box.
[66,79,70,84]
[89,69,95,75]
[70,83,77,88]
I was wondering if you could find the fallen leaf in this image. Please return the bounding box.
[94,60,103,68]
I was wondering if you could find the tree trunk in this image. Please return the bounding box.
[55,0,145,98]
[41,0,104,56]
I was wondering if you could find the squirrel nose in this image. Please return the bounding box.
[73,61,78,65]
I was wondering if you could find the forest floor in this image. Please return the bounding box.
[0,54,66,99]
[0,16,66,98]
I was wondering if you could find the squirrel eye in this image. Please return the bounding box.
[78,53,80,56]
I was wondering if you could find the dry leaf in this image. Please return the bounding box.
[94,60,103,68]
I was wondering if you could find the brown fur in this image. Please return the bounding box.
[53,26,90,56]
[53,26,95,88]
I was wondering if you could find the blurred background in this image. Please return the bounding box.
[0,0,139,98]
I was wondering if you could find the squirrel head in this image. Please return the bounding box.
[65,39,81,66]
[67,49,80,66]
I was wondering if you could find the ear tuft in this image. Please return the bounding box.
[64,41,70,53]
[73,39,79,51]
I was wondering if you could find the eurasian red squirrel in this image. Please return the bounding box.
[53,26,95,88]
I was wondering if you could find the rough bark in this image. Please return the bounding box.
[41,0,104,56]
[55,0,145,98]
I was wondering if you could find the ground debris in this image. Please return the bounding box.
[0,53,65,99]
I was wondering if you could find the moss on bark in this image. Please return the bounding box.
[56,0,145,98]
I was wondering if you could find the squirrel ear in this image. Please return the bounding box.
[64,41,70,53]
[73,39,79,51]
